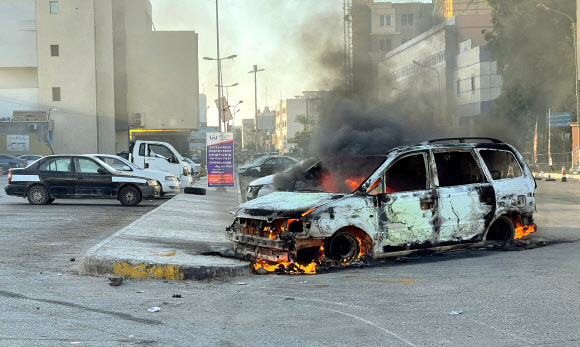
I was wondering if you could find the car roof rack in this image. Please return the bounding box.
[424,137,503,144]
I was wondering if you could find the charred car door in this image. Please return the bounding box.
[432,149,495,244]
[377,151,438,251]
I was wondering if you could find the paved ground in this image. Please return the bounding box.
[83,180,249,280]
[0,176,578,345]
[0,175,165,272]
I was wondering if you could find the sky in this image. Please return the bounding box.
[149,0,428,126]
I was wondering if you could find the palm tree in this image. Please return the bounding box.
[295,114,316,132]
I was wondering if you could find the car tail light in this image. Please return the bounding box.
[8,170,12,183]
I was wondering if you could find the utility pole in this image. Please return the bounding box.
[248,64,265,151]
[215,0,223,132]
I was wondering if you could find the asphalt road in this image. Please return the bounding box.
[0,175,165,272]
[0,177,579,346]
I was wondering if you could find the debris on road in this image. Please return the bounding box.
[172,294,182,298]
[449,310,463,315]
[147,307,161,313]
[70,258,75,262]
[484,240,548,251]
[237,282,247,285]
[108,277,124,286]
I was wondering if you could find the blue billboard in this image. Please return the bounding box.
[545,112,573,128]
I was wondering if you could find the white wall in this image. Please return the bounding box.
[0,0,37,68]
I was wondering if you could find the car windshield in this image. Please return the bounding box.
[251,157,269,165]
[275,156,386,194]
[96,156,138,171]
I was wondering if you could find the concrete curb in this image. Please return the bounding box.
[533,172,580,182]
[82,189,252,280]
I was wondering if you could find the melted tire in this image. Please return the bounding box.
[184,187,206,195]
[326,231,360,263]
[119,186,142,206]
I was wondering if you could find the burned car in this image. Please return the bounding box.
[226,138,537,272]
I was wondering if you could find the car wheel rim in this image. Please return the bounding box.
[124,191,135,202]
[31,189,45,203]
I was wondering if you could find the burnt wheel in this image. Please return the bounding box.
[326,231,360,263]
[27,186,50,205]
[486,216,515,241]
[119,186,142,206]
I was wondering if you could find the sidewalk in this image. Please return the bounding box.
[533,171,580,182]
[82,179,251,280]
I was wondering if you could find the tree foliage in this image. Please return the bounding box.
[483,0,576,131]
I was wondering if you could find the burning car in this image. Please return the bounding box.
[226,138,537,273]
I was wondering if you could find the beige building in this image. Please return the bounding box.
[241,118,254,149]
[1,0,199,155]
[275,92,325,153]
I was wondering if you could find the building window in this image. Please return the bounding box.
[402,14,407,26]
[471,76,475,93]
[49,1,59,14]
[408,14,413,25]
[50,45,59,57]
[379,15,391,27]
[380,39,390,51]
[457,79,460,95]
[52,87,61,101]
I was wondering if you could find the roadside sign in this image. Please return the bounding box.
[545,112,572,128]
[214,97,233,122]
[7,135,29,152]
[206,132,234,187]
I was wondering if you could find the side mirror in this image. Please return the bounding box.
[97,167,107,175]
[491,170,501,180]
[144,163,149,169]
[122,166,131,171]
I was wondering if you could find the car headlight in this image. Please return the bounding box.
[165,176,178,181]
[147,179,158,186]
[247,184,264,192]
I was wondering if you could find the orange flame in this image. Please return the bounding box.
[253,258,317,274]
[514,221,536,239]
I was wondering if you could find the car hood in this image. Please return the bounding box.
[231,191,347,220]
[249,175,274,186]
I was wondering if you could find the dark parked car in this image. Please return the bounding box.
[0,154,27,173]
[4,155,160,206]
[238,156,299,177]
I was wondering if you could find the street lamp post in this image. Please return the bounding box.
[248,65,265,152]
[203,48,237,132]
[537,3,579,169]
[230,100,243,132]
[412,60,442,123]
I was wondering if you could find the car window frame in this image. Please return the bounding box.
[73,157,105,174]
[475,149,523,181]
[376,151,431,194]
[430,148,489,187]
[38,157,73,173]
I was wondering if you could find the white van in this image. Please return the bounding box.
[130,140,193,189]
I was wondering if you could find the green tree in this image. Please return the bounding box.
[294,114,316,132]
[483,0,576,133]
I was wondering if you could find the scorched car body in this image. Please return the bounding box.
[227,138,537,264]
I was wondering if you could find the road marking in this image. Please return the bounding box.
[463,317,533,344]
[302,304,417,346]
